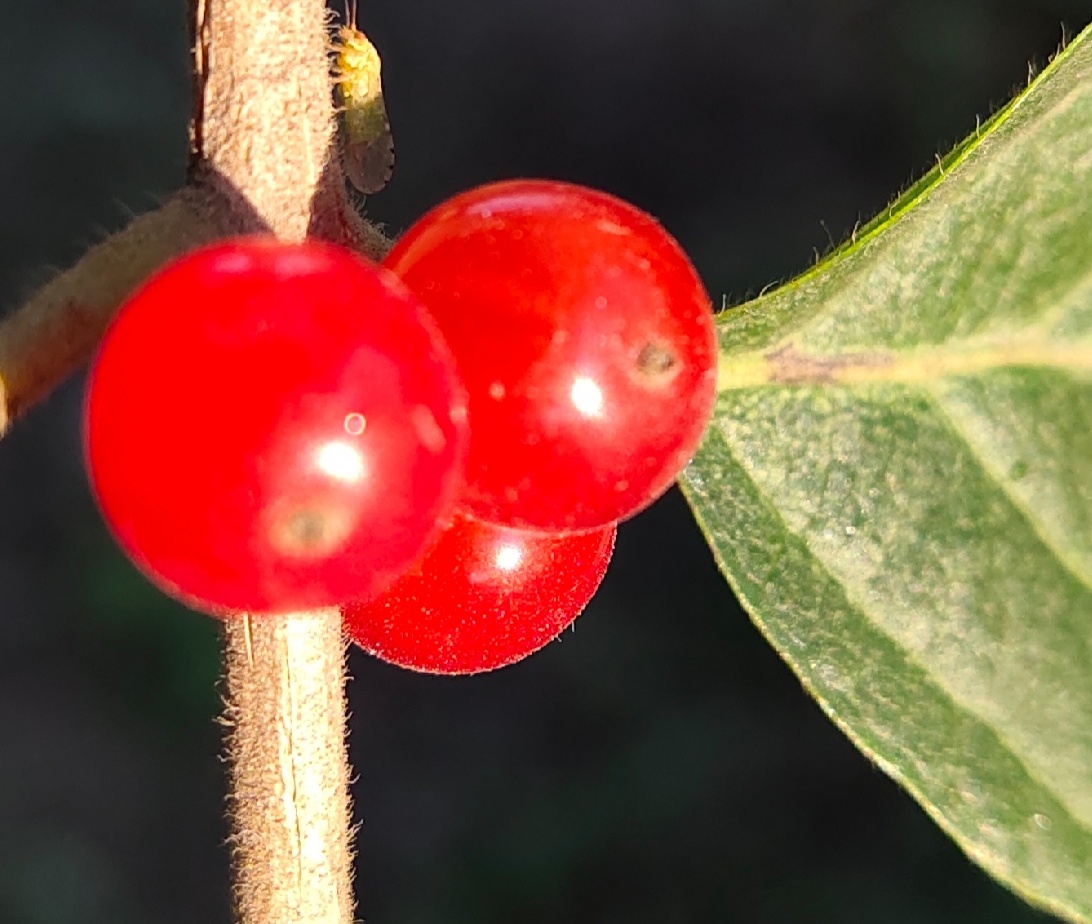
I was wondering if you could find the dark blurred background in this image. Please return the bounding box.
[0,1,1086,921]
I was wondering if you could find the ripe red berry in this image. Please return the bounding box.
[343,511,615,674]
[84,238,468,617]
[383,179,717,531]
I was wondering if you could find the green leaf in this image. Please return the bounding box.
[681,24,1092,923]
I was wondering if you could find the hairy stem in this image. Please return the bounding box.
[200,1,358,922]
[197,0,336,240]
[0,187,225,436]
[0,100,389,439]
[223,612,354,924]
[1,0,375,917]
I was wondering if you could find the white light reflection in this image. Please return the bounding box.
[315,441,367,483]
[570,376,604,417]
[494,544,523,572]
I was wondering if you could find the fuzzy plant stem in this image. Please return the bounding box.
[0,5,388,438]
[0,0,374,917]
[0,188,224,434]
[195,0,359,921]
[223,611,355,923]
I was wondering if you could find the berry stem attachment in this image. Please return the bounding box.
[0,175,390,439]
[222,610,355,924]
[0,0,393,441]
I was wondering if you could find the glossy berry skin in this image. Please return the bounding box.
[343,511,615,674]
[383,179,717,531]
[85,238,468,617]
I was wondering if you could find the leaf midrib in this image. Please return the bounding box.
[714,314,1092,589]
[717,335,1092,391]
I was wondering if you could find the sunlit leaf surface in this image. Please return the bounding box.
[682,25,1092,922]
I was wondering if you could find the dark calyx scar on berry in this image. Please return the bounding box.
[82,180,717,675]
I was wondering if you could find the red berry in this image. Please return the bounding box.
[84,238,468,617]
[383,179,717,531]
[343,511,615,674]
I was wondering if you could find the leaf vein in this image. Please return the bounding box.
[923,384,1092,594]
[710,413,1092,835]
